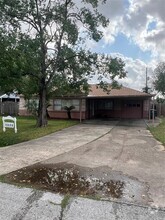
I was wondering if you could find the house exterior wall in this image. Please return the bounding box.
[18,95,151,120]
[143,99,150,118]
[48,98,86,120]
[19,96,32,116]
[48,111,86,119]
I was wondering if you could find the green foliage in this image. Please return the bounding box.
[63,106,75,111]
[0,0,127,126]
[142,86,151,94]
[25,99,39,117]
[0,116,78,147]
[63,105,75,119]
[149,117,165,146]
[0,30,21,92]
[153,62,165,96]
[61,194,71,209]
[156,97,165,103]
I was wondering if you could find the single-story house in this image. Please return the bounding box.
[47,84,152,120]
[19,95,38,116]
[0,93,20,102]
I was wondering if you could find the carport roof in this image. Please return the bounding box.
[88,84,153,98]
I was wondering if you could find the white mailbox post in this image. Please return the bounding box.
[2,116,17,133]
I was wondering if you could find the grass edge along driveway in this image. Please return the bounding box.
[0,116,78,148]
[149,117,165,146]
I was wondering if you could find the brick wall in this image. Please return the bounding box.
[48,110,86,120]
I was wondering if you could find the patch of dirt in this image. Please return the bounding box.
[3,163,124,198]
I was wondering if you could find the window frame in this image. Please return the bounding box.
[54,99,80,111]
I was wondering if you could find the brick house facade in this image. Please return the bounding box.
[47,85,152,120]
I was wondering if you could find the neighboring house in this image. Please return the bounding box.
[47,84,152,120]
[19,95,38,116]
[0,93,20,115]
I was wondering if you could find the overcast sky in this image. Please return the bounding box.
[87,0,165,91]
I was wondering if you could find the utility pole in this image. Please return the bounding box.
[146,67,148,93]
[143,67,150,93]
[142,67,150,93]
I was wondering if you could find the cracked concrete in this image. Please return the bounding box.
[41,120,165,208]
[11,191,43,220]
[0,183,64,220]
[0,119,165,219]
[62,197,165,220]
[0,183,165,220]
[0,123,115,175]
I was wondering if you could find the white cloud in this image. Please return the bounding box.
[101,20,121,44]
[113,54,148,90]
[98,0,125,19]
[122,0,165,60]
[96,0,165,61]
[74,0,163,90]
[106,53,156,91]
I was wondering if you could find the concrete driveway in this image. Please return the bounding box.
[0,121,117,175]
[41,119,165,208]
[0,119,165,219]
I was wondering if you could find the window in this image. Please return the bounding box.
[105,101,113,110]
[54,99,80,111]
[54,99,61,110]
[124,101,141,108]
[72,99,80,111]
[98,100,113,110]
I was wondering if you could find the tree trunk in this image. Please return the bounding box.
[37,87,47,127]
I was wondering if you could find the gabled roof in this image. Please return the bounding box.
[88,84,152,98]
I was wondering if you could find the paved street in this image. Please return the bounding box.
[0,119,165,219]
[1,183,165,220]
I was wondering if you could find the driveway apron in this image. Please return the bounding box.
[0,119,165,210]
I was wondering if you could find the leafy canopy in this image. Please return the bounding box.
[153,62,165,96]
[0,0,127,126]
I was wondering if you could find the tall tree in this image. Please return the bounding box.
[0,0,126,127]
[153,62,165,96]
[0,29,21,92]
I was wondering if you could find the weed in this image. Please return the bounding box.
[61,194,70,209]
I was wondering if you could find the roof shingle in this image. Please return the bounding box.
[88,84,152,98]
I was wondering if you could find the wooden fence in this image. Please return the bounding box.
[155,103,165,116]
[0,101,19,116]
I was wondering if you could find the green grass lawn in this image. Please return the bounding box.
[0,116,78,148]
[149,117,165,146]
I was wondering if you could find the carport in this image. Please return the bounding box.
[86,85,152,119]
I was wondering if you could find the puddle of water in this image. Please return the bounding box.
[4,164,124,198]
